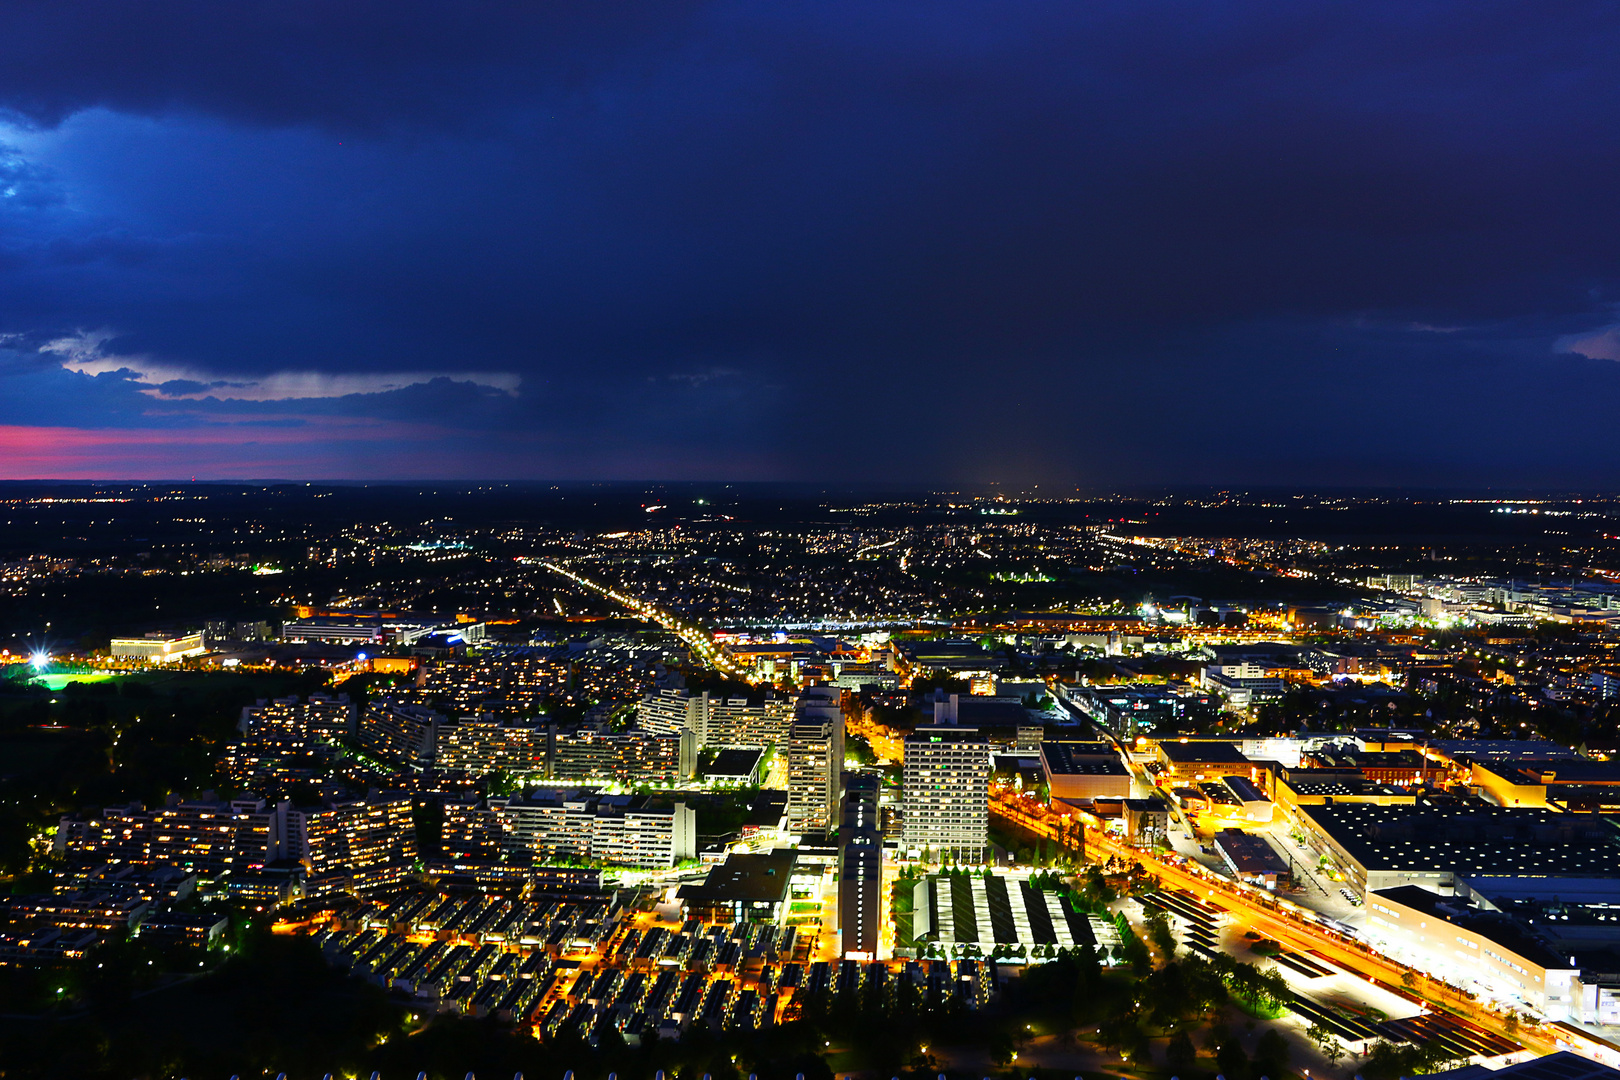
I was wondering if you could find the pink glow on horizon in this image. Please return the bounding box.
[0,423,785,481]
[0,421,441,479]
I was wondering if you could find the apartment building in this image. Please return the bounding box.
[280,794,418,896]
[550,729,695,785]
[240,693,353,745]
[902,726,991,862]
[54,797,276,882]
[357,701,442,768]
[635,689,790,749]
[433,718,695,784]
[785,687,845,835]
[433,715,546,775]
[488,790,695,869]
[223,694,354,784]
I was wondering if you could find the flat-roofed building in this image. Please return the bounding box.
[54,797,276,883]
[902,725,990,862]
[357,700,442,768]
[839,773,882,959]
[1471,758,1620,811]
[488,790,695,869]
[1156,739,1252,783]
[1367,885,1579,1020]
[2,891,150,934]
[786,688,844,835]
[136,911,229,950]
[636,688,705,738]
[706,747,765,787]
[635,689,791,749]
[1039,740,1131,801]
[704,696,791,748]
[552,728,694,785]
[280,616,384,644]
[1271,769,1419,831]
[57,863,196,905]
[223,694,353,785]
[831,662,899,691]
[1295,802,1620,896]
[433,715,546,775]
[280,794,417,896]
[677,849,798,924]
[1303,744,1446,786]
[108,631,206,662]
[1220,774,1274,823]
[1213,829,1291,888]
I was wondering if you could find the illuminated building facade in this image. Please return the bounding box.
[902,726,990,862]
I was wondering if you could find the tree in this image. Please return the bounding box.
[1307,1022,1346,1065]
[1253,1029,1290,1079]
[1216,1037,1250,1080]
[1097,1012,1144,1059]
[989,1030,1016,1067]
[1166,1030,1198,1074]
[1145,910,1177,959]
[1363,1039,1425,1079]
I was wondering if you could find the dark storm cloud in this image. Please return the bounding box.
[0,1,1618,482]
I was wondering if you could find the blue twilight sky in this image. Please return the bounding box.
[1,1,1619,485]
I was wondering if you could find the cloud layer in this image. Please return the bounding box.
[42,331,522,401]
[0,1,1618,483]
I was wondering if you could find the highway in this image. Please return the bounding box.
[538,560,750,678]
[990,790,1567,1059]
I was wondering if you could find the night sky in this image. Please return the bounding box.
[1,2,1618,486]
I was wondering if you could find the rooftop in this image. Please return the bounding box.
[1424,1052,1617,1080]
[1372,885,1573,972]
[1213,829,1290,875]
[1040,742,1127,776]
[1223,775,1269,803]
[677,849,798,905]
[1304,803,1620,877]
[1479,758,1620,787]
[707,747,764,779]
[1159,740,1249,765]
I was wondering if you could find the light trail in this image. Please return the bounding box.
[539,561,750,678]
[991,792,1570,1061]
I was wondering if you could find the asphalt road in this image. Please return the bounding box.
[990,793,1560,1058]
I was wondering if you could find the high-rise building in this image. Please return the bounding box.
[785,687,845,835]
[902,726,990,862]
[279,794,418,895]
[222,694,354,785]
[433,718,694,784]
[437,794,505,861]
[486,790,695,869]
[636,688,706,738]
[549,729,695,784]
[839,772,882,959]
[357,701,442,768]
[703,696,792,748]
[432,715,546,775]
[635,689,790,749]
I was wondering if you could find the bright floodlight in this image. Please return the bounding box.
[30,651,49,669]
